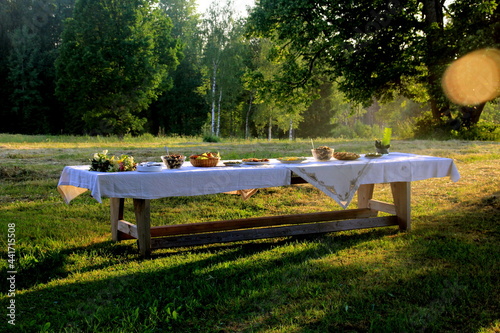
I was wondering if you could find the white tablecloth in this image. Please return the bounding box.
[57,153,460,208]
[288,153,460,208]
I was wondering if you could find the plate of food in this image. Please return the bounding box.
[277,157,308,164]
[137,162,163,172]
[242,158,270,165]
[333,152,360,160]
[364,153,383,158]
[223,161,242,167]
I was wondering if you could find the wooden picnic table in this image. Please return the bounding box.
[58,153,460,256]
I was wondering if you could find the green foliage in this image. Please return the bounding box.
[7,26,47,133]
[1,0,499,141]
[243,37,318,140]
[55,0,182,136]
[381,128,392,146]
[481,100,500,123]
[247,0,500,126]
[149,0,208,136]
[296,82,336,138]
[201,0,239,136]
[413,111,456,140]
[202,134,222,142]
[331,121,383,140]
[452,120,500,141]
[0,0,74,134]
[414,111,500,141]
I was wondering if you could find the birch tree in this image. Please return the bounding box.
[201,0,236,136]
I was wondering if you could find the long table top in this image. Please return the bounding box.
[57,153,460,208]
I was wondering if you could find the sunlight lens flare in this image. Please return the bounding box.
[442,48,500,105]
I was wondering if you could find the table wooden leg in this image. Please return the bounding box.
[390,182,411,231]
[110,198,124,241]
[357,184,380,218]
[357,184,375,209]
[134,198,151,256]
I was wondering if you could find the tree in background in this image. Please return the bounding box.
[7,26,46,133]
[214,18,249,137]
[149,0,208,136]
[247,0,500,131]
[243,36,319,140]
[201,0,243,137]
[1,0,498,139]
[56,0,181,136]
[444,0,500,127]
[0,0,75,134]
[296,82,337,138]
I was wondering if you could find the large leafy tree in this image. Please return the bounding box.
[7,26,47,133]
[247,0,500,128]
[148,0,207,136]
[0,0,75,134]
[56,0,181,136]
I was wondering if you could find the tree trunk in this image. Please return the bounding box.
[421,0,444,27]
[210,63,217,135]
[245,93,253,139]
[268,116,272,141]
[289,119,293,141]
[216,88,222,137]
[459,102,486,128]
[421,0,450,121]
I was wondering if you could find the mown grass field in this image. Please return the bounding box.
[1,134,499,332]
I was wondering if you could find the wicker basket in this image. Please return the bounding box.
[190,157,220,167]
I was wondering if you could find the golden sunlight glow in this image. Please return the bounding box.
[442,48,500,105]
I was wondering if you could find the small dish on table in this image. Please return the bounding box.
[277,157,308,164]
[242,158,270,165]
[223,161,242,167]
[333,152,360,160]
[137,162,163,172]
[364,153,383,159]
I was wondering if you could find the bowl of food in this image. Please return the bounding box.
[311,146,334,161]
[161,154,185,169]
[189,152,220,167]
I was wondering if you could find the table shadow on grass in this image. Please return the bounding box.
[10,224,395,291]
[12,190,499,332]
[8,240,141,291]
[11,228,397,332]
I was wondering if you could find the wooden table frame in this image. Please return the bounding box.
[109,179,411,256]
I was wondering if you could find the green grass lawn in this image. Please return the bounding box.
[1,135,499,332]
